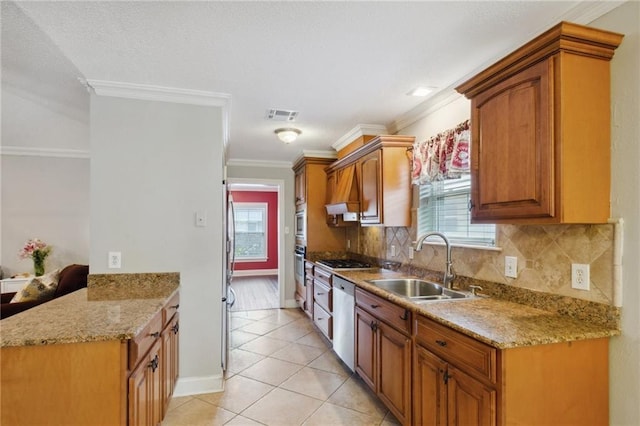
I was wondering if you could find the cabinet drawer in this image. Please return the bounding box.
[415,315,496,384]
[313,266,332,287]
[129,312,163,370]
[355,288,411,335]
[313,280,332,313]
[313,302,332,340]
[163,292,180,326]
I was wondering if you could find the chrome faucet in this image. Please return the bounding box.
[414,231,456,289]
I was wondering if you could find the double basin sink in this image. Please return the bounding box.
[365,278,475,304]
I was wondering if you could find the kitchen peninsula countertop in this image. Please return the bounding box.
[1,272,179,348]
[337,268,619,349]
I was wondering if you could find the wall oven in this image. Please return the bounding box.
[294,245,306,286]
[295,210,306,240]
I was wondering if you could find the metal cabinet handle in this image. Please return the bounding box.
[435,340,447,347]
[149,354,159,372]
[370,304,379,309]
[150,332,160,339]
[170,304,180,310]
[400,310,409,321]
[468,200,475,212]
[172,322,179,334]
[443,371,452,385]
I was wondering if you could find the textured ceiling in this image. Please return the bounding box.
[2,1,622,163]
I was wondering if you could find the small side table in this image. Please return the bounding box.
[1,278,31,294]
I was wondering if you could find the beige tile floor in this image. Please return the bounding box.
[163,308,400,426]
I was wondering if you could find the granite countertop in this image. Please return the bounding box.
[1,273,179,348]
[336,268,619,349]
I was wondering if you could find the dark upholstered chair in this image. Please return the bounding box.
[0,264,89,320]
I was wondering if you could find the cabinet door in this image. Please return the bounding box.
[414,345,448,426]
[162,313,180,417]
[304,277,314,318]
[354,307,376,390]
[129,340,162,426]
[359,151,382,224]
[471,59,553,222]
[377,320,412,424]
[295,168,306,207]
[447,366,496,426]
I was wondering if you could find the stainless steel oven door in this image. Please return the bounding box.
[294,245,305,285]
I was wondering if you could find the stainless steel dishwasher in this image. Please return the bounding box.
[332,275,355,371]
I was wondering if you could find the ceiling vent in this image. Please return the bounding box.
[267,109,299,121]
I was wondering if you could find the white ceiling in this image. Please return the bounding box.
[2,1,623,164]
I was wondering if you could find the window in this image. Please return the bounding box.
[418,175,495,247]
[234,203,268,261]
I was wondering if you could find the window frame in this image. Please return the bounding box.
[233,202,269,262]
[417,175,497,248]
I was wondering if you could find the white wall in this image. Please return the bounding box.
[90,94,225,393]
[1,84,90,277]
[593,2,640,424]
[227,164,296,304]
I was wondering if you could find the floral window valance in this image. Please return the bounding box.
[411,119,470,184]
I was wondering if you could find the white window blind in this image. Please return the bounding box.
[234,203,268,260]
[418,175,495,247]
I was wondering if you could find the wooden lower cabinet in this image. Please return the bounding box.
[162,312,180,416]
[355,294,412,425]
[129,339,163,426]
[414,344,496,426]
[414,314,608,426]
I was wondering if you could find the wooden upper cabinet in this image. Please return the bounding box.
[326,135,414,227]
[294,166,306,208]
[359,151,382,224]
[456,21,623,224]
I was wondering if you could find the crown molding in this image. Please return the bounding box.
[332,124,388,152]
[84,79,232,149]
[85,79,231,107]
[388,90,464,134]
[301,150,337,159]
[226,158,292,169]
[0,146,89,159]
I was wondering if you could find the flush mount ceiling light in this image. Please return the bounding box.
[275,128,301,144]
[407,86,435,97]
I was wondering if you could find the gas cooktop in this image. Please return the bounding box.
[316,259,374,271]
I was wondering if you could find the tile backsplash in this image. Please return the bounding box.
[347,222,616,306]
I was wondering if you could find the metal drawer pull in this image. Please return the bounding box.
[435,340,447,347]
[149,354,159,372]
[150,332,160,339]
[370,304,379,309]
[400,310,409,321]
[170,304,180,310]
[317,292,325,295]
[172,322,179,334]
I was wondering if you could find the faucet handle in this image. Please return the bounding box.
[469,285,483,296]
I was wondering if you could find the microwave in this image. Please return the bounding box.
[295,210,306,240]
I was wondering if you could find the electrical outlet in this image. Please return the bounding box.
[391,245,397,257]
[572,264,590,290]
[108,251,122,269]
[505,256,518,278]
[409,246,414,260]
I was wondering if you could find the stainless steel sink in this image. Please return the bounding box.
[365,278,474,302]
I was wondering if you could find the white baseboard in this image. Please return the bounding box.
[173,374,224,397]
[232,269,278,277]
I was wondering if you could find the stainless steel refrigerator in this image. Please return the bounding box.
[221,188,236,371]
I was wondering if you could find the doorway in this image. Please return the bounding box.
[227,179,284,310]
